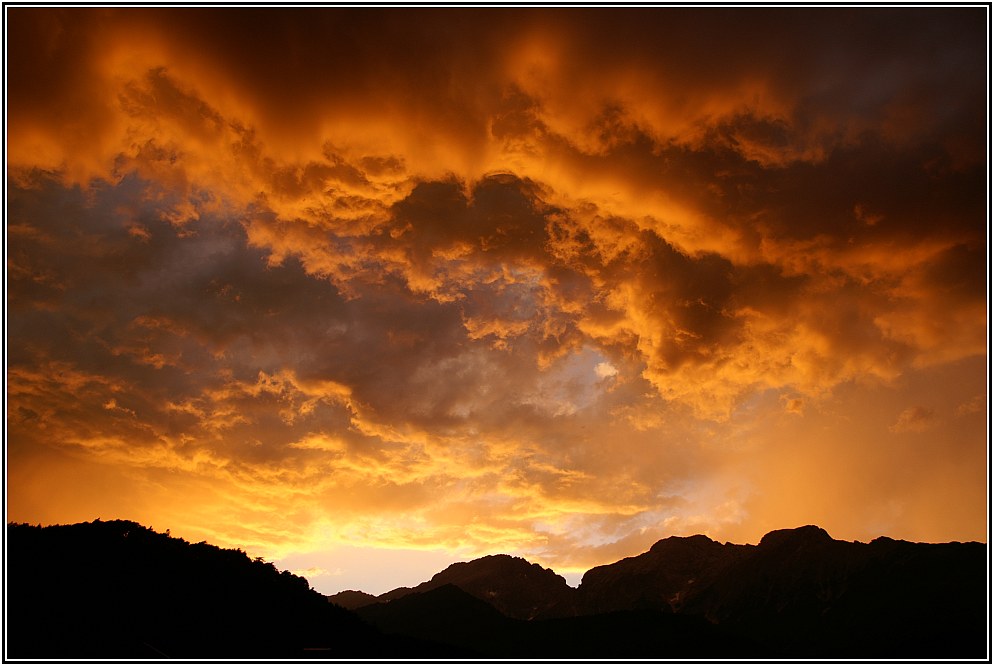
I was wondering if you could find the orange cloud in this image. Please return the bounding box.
[6,7,987,592]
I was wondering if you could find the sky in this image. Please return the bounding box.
[5,7,989,595]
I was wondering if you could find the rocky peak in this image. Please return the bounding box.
[576,534,747,616]
[382,553,574,620]
[428,554,564,587]
[648,533,718,553]
[327,589,379,610]
[758,525,834,549]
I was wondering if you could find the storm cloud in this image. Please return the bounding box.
[6,7,987,591]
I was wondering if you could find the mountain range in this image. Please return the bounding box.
[5,520,987,659]
[331,524,989,658]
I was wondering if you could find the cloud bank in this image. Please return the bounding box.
[6,7,987,588]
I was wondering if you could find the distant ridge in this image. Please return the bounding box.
[332,554,575,619]
[327,589,378,609]
[334,525,988,658]
[392,553,574,619]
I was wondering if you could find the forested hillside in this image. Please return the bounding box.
[5,520,436,658]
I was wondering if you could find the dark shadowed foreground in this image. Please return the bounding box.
[5,521,449,659]
[6,520,988,659]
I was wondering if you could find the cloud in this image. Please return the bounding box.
[5,7,987,582]
[890,406,937,433]
[594,362,618,379]
[955,395,984,417]
[290,566,338,579]
[781,396,804,415]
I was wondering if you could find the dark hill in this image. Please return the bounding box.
[576,533,748,614]
[682,530,988,657]
[350,524,988,658]
[327,588,379,609]
[356,582,760,658]
[380,553,575,619]
[8,520,987,659]
[579,525,988,658]
[357,583,515,655]
[5,520,432,659]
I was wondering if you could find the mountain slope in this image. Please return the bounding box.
[581,525,988,658]
[5,520,424,659]
[576,533,748,614]
[343,524,988,658]
[686,529,988,657]
[10,520,985,659]
[361,554,575,619]
[357,583,517,655]
[356,583,760,658]
[327,589,379,610]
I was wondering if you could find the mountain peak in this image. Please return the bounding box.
[758,525,833,548]
[328,589,379,610]
[428,554,565,587]
[649,533,717,553]
[387,553,573,620]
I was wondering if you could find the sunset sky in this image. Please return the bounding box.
[6,7,989,594]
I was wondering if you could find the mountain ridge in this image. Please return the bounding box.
[5,519,445,658]
[329,524,988,658]
[7,520,986,659]
[370,553,575,619]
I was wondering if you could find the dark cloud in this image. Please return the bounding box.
[6,7,987,584]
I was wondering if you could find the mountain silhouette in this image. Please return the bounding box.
[355,582,761,658]
[326,588,379,609]
[357,584,514,655]
[334,524,988,658]
[5,520,438,659]
[675,528,988,657]
[577,525,987,658]
[6,520,987,659]
[375,553,575,619]
[575,533,747,614]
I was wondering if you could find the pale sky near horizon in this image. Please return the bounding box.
[6,7,988,596]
